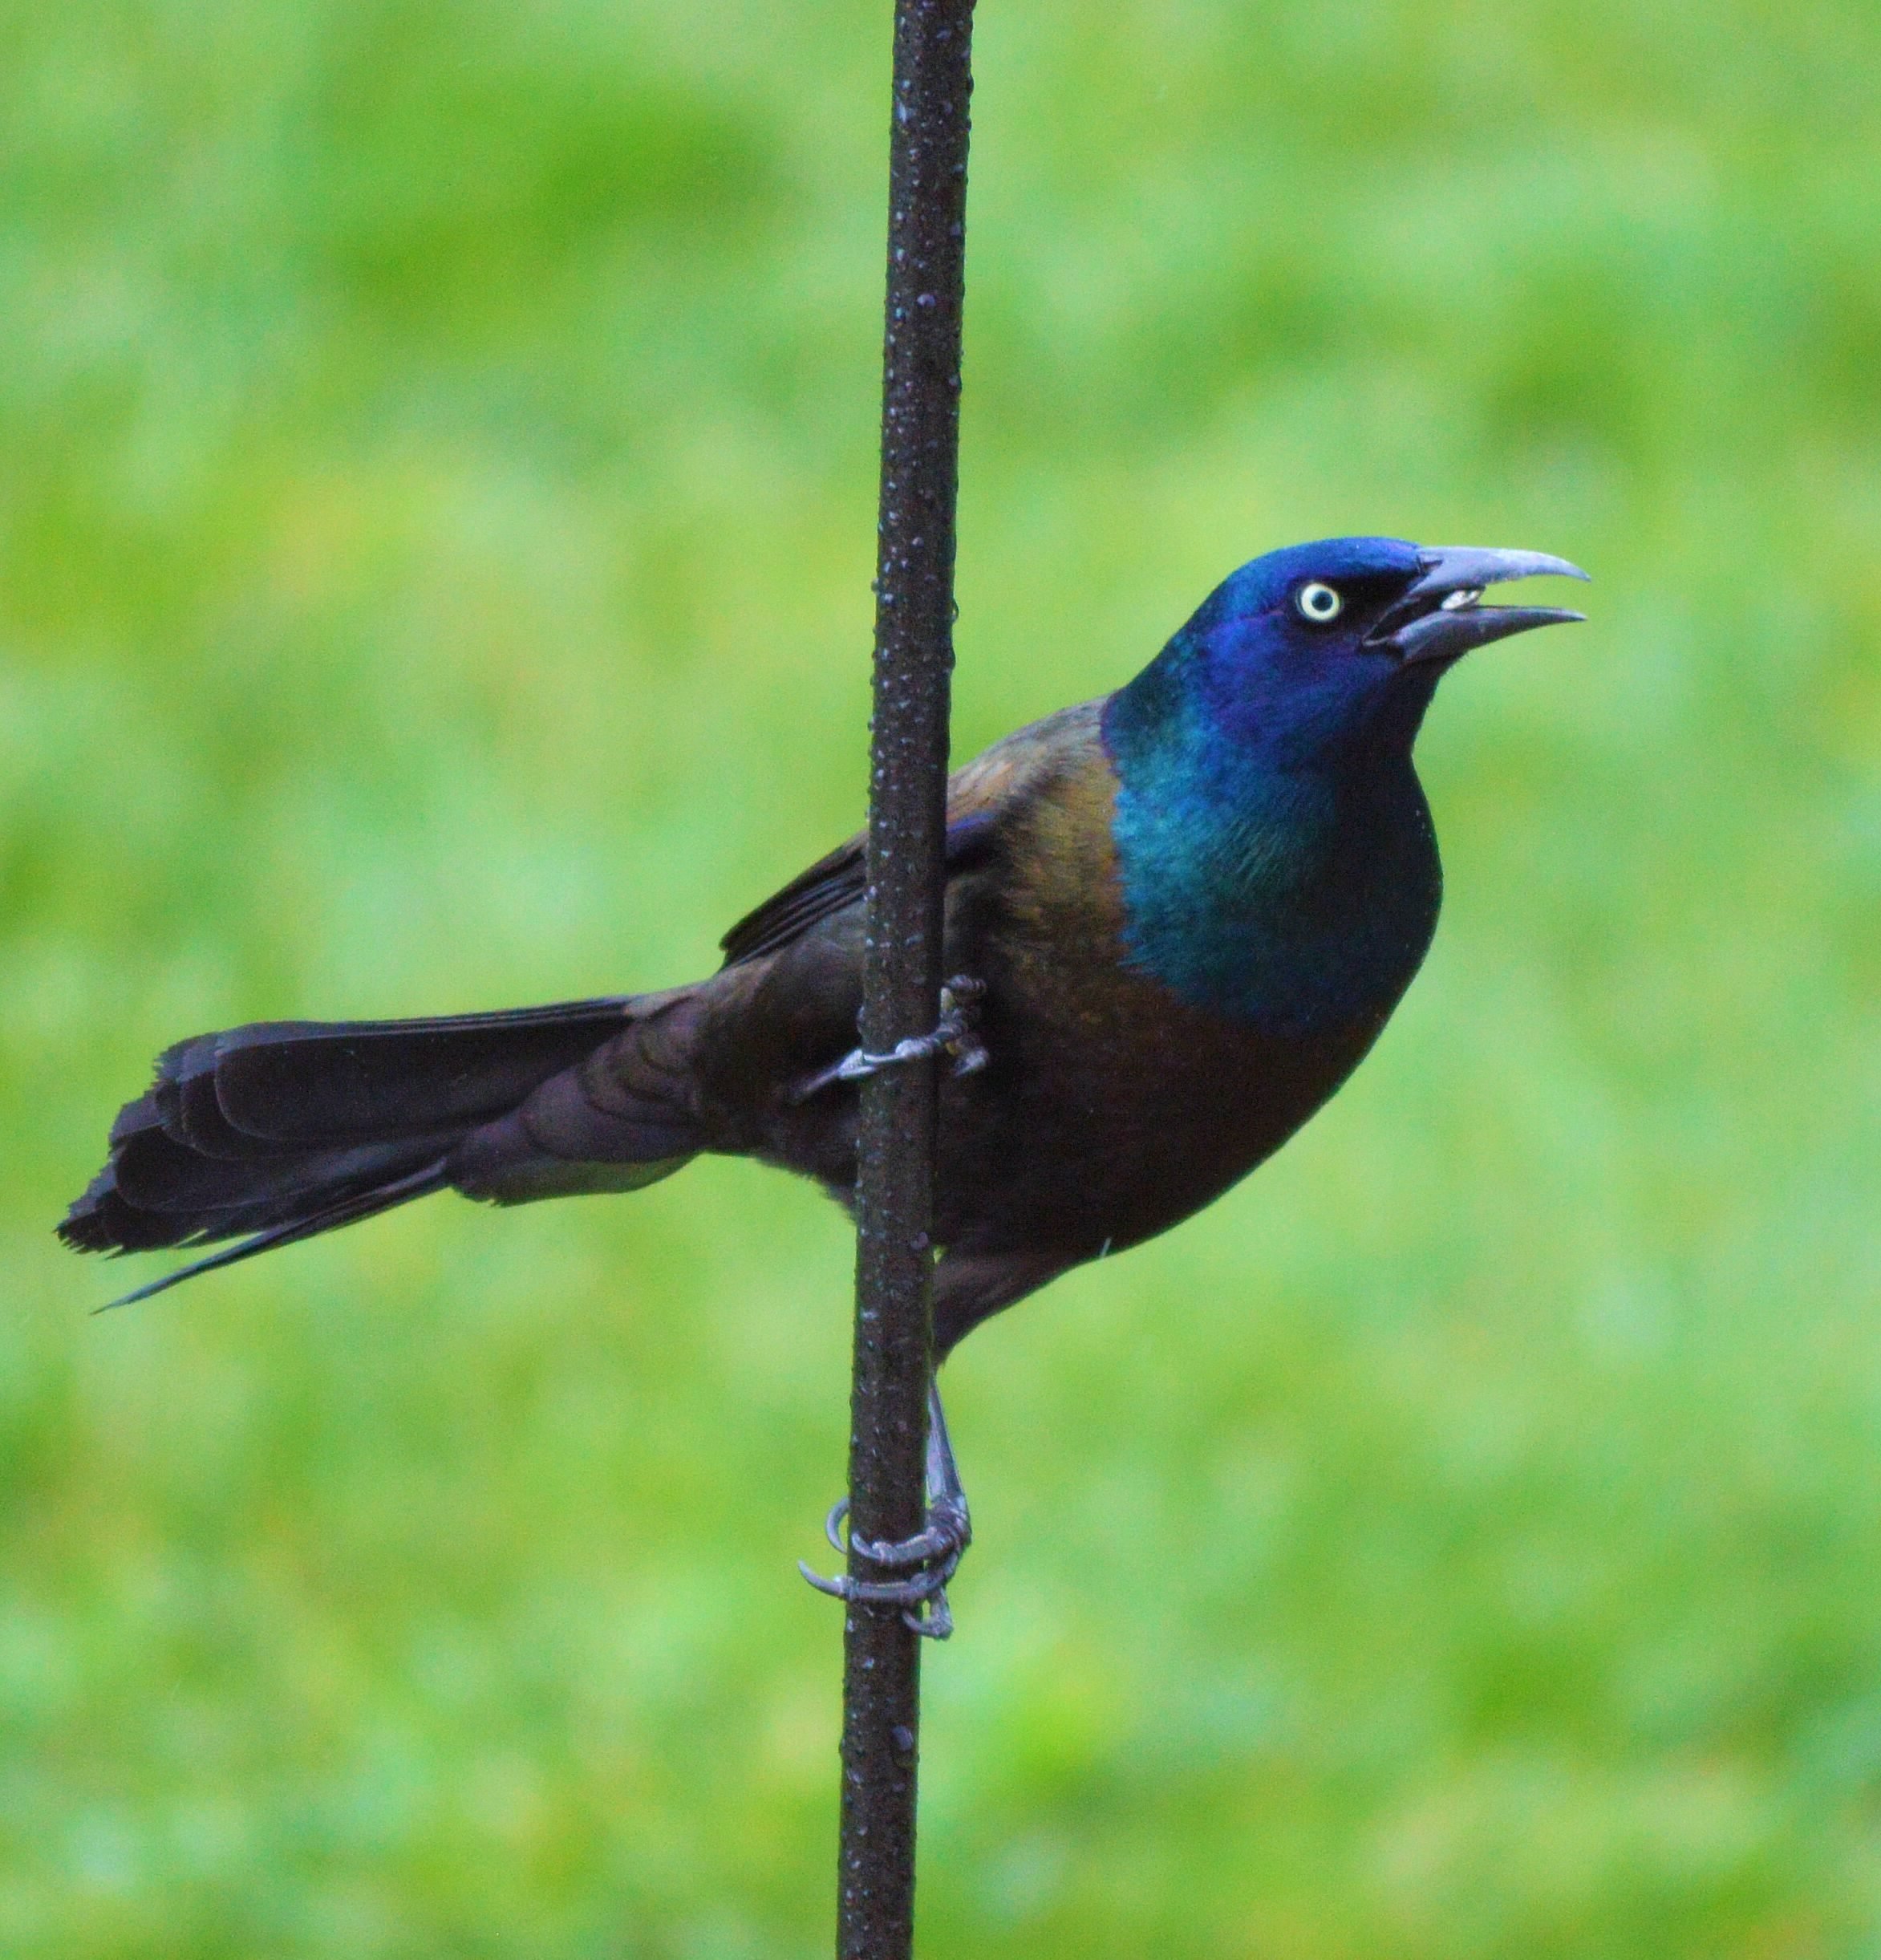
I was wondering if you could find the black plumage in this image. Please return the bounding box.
[63,538,1587,1354]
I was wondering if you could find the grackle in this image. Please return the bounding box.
[62,537,1587,1629]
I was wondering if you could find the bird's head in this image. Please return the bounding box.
[1147,536,1590,765]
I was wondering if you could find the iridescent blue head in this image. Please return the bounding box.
[1133,535,1590,767]
[1103,537,1587,1030]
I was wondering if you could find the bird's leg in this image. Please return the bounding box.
[800,1379,972,1638]
[788,976,988,1105]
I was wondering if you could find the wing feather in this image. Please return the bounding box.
[716,701,1105,967]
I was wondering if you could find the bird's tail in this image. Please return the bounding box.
[59,992,702,1305]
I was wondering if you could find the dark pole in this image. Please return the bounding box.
[837,2,975,1955]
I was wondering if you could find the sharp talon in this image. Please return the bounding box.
[825,1497,850,1556]
[798,1558,849,1599]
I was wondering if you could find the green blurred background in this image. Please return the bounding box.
[3,0,1879,1953]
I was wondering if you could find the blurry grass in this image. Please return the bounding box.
[3,0,1880,1954]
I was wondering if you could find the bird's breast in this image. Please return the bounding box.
[1105,750,1443,1038]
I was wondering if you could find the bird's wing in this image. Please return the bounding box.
[717,700,1105,967]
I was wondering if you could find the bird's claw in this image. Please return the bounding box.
[824,1495,852,1556]
[797,1558,958,1640]
[802,1382,971,1637]
[935,976,990,1080]
[788,977,988,1104]
[822,1494,971,1568]
[801,1494,972,1639]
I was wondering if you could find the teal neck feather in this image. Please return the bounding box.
[1102,639,1443,1036]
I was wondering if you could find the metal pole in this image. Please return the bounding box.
[837,2,975,1954]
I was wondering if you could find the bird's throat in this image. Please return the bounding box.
[1102,686,1442,1035]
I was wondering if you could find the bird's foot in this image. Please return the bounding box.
[788,976,988,1105]
[799,1493,971,1638]
[799,1381,971,1637]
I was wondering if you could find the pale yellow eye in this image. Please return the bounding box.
[1295,581,1344,623]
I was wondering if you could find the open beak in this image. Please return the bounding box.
[1367,546,1591,665]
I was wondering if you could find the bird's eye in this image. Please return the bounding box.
[1295,582,1344,623]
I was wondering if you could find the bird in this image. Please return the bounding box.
[61,534,1587,1629]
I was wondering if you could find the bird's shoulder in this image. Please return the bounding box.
[717,698,1111,967]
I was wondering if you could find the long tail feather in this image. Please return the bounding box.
[95,1161,452,1310]
[63,991,701,1301]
